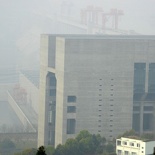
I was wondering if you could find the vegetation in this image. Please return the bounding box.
[118,129,155,141]
[53,130,115,155]
[13,130,116,155]
[36,146,47,155]
[12,129,155,155]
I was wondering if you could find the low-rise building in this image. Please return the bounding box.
[116,137,155,155]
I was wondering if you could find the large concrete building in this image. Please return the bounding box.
[38,35,155,147]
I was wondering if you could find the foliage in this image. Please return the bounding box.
[65,139,80,155]
[117,129,138,138]
[141,133,155,140]
[45,145,55,155]
[36,146,47,155]
[53,130,108,155]
[15,148,37,155]
[106,143,115,153]
[53,144,67,155]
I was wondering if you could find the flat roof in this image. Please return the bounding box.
[41,34,155,40]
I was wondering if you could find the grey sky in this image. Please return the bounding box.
[0,0,155,69]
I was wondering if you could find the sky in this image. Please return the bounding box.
[0,0,155,69]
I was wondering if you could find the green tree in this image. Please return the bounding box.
[106,143,114,153]
[117,129,138,138]
[76,130,106,155]
[45,146,55,155]
[36,146,46,155]
[53,144,67,155]
[65,139,80,155]
[76,130,91,142]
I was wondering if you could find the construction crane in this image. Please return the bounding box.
[81,5,124,31]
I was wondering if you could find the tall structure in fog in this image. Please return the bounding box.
[38,35,155,147]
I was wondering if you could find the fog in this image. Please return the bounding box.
[0,0,155,153]
[0,0,155,69]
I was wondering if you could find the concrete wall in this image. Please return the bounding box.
[0,84,16,101]
[19,73,39,114]
[38,35,49,146]
[39,35,155,147]
[7,91,36,133]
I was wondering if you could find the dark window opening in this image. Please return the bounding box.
[67,106,76,113]
[134,63,146,93]
[67,96,76,102]
[67,119,76,134]
[49,77,56,86]
[50,89,56,96]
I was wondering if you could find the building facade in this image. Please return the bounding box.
[38,35,155,147]
[116,137,155,155]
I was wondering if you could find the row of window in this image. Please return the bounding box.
[134,63,155,93]
[120,141,141,148]
[67,96,76,134]
[118,150,138,155]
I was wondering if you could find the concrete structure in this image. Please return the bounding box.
[38,35,155,147]
[19,70,39,114]
[116,137,155,155]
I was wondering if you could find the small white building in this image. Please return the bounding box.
[116,137,155,155]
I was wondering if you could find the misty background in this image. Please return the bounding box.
[0,0,155,71]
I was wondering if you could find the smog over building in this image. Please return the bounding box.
[0,0,155,154]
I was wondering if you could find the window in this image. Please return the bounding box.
[137,143,140,147]
[49,76,56,86]
[117,140,121,145]
[67,96,76,102]
[123,141,127,145]
[148,63,155,93]
[133,106,140,111]
[49,89,56,96]
[67,119,76,134]
[117,150,122,155]
[144,106,153,111]
[131,152,136,155]
[130,142,134,146]
[125,151,129,155]
[134,63,146,93]
[67,106,76,113]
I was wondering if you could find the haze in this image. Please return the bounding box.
[0,0,155,69]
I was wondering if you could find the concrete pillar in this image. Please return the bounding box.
[140,101,144,134]
[145,63,149,93]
